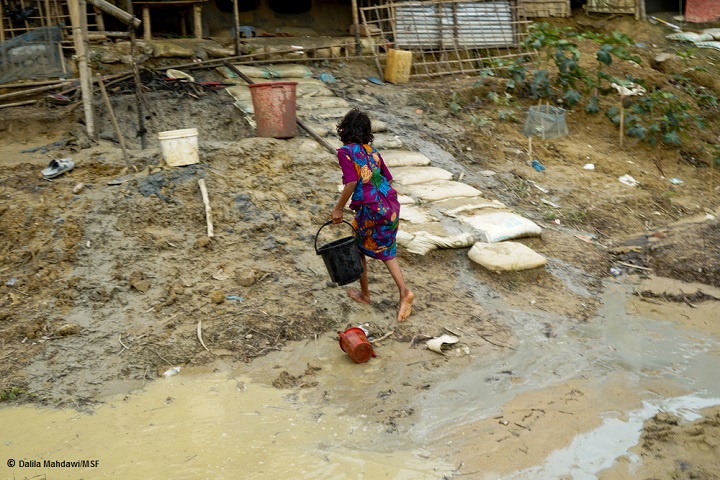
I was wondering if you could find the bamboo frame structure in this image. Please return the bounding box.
[360,0,535,80]
[0,0,105,40]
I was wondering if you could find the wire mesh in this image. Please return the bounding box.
[0,25,65,84]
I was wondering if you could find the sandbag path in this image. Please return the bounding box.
[222,64,547,271]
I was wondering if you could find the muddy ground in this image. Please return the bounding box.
[1,11,720,479]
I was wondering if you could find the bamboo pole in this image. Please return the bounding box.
[86,0,141,28]
[45,0,52,27]
[68,0,95,138]
[193,4,202,39]
[97,75,135,172]
[93,6,105,31]
[142,5,151,41]
[351,0,360,55]
[0,100,38,109]
[58,43,68,74]
[80,0,95,139]
[232,0,241,56]
[0,81,74,101]
[130,28,147,149]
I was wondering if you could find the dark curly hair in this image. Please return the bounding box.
[336,108,374,145]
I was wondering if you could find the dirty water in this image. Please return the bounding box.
[1,370,453,480]
[505,394,720,480]
[2,274,719,479]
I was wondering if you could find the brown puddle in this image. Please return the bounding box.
[1,370,452,479]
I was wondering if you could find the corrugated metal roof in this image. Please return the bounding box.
[395,1,516,49]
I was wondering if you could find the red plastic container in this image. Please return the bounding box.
[338,327,376,364]
[248,81,298,138]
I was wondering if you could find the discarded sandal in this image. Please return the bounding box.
[42,158,74,178]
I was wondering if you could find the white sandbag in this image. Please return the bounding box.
[392,166,454,185]
[400,180,482,202]
[468,241,547,272]
[305,107,353,121]
[398,194,415,205]
[322,119,388,135]
[703,28,720,40]
[297,96,349,110]
[456,212,542,243]
[224,64,312,79]
[398,229,475,255]
[382,150,432,167]
[442,199,509,216]
[400,205,436,224]
[373,134,403,150]
[694,41,720,51]
[666,32,714,43]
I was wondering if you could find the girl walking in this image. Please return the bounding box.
[331,108,414,321]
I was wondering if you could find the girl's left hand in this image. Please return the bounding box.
[331,207,343,224]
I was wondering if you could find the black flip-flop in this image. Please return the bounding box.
[42,158,75,178]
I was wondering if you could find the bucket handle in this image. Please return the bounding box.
[314,220,357,254]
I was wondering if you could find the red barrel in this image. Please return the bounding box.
[248,81,298,138]
[338,327,376,364]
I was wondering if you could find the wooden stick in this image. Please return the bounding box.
[58,43,68,74]
[0,79,68,89]
[197,319,210,351]
[0,82,73,101]
[370,330,394,344]
[198,179,214,238]
[619,101,624,148]
[97,74,136,172]
[528,136,532,160]
[0,100,38,109]
[618,261,651,271]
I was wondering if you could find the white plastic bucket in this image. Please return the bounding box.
[158,128,199,167]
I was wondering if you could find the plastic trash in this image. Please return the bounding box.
[426,335,459,355]
[610,267,622,277]
[367,76,385,85]
[162,366,181,378]
[225,295,245,302]
[669,177,684,185]
[318,72,336,83]
[583,163,595,170]
[618,174,639,187]
[531,159,546,172]
[6,278,17,287]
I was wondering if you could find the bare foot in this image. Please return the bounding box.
[397,290,414,322]
[347,288,371,304]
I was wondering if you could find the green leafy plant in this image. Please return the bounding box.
[627,91,704,146]
[469,114,493,128]
[449,92,462,114]
[498,109,519,123]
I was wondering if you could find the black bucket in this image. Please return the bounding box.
[314,221,364,286]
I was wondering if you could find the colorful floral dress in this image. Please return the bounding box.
[337,143,401,261]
